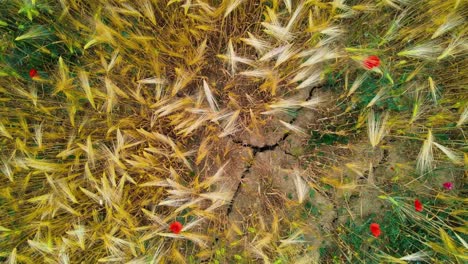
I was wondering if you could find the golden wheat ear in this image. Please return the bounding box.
[433,142,463,165]
[367,109,389,148]
[416,130,434,174]
[293,169,309,203]
[224,0,245,18]
[398,41,444,60]
[202,80,219,112]
[218,39,254,75]
[381,0,410,10]
[431,14,464,40]
[279,120,307,135]
[240,32,271,55]
[456,107,468,128]
[347,72,368,97]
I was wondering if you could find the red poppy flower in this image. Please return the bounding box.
[169,221,183,234]
[29,69,38,78]
[414,199,423,212]
[443,182,453,190]
[370,223,381,237]
[363,55,380,69]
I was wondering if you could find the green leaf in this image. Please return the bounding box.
[0,226,12,232]
[18,4,40,21]
[0,70,10,77]
[384,72,394,85]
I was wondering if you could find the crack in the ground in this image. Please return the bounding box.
[232,131,290,153]
[226,162,253,215]
[283,150,296,157]
[231,86,319,148]
[226,86,320,217]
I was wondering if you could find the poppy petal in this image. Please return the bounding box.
[363,55,380,69]
[414,199,423,212]
[370,223,381,237]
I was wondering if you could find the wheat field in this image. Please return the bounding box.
[0,0,466,263]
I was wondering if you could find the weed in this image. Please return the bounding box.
[308,130,349,149]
